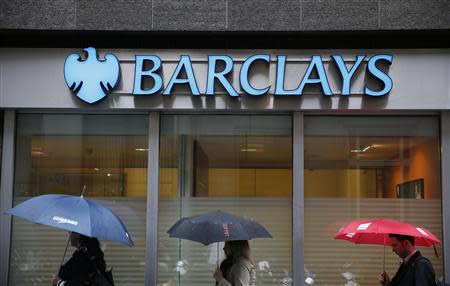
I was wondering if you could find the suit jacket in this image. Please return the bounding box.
[390,251,436,286]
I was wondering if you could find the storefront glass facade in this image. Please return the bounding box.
[1,112,446,286]
[9,114,149,286]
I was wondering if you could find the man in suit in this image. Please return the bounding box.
[379,233,436,286]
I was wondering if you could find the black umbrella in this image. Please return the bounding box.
[167,210,272,245]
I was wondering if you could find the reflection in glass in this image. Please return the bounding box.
[158,115,293,286]
[9,114,148,286]
[304,116,443,286]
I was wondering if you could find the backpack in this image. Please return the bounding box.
[436,280,450,286]
[82,247,114,286]
[86,253,114,286]
[91,266,114,286]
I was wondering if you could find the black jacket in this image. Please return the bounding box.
[390,251,436,286]
[58,247,96,286]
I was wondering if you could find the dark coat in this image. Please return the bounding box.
[58,247,96,286]
[390,251,436,286]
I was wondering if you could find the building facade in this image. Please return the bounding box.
[1,2,450,286]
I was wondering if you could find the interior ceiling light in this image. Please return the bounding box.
[135,148,149,152]
[350,145,373,153]
[241,143,264,152]
[241,148,258,152]
[31,147,45,156]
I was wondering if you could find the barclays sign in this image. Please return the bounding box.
[64,47,393,104]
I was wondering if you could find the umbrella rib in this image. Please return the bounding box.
[86,199,93,237]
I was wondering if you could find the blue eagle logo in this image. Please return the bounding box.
[64,47,120,104]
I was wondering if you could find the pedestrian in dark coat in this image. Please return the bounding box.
[379,234,436,286]
[51,232,106,286]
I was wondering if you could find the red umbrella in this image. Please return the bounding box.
[335,219,440,246]
[334,219,440,270]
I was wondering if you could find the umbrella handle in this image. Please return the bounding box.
[216,242,220,266]
[81,185,87,198]
[433,244,439,258]
[59,232,71,270]
[383,235,386,272]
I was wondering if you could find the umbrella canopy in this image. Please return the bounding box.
[5,194,133,246]
[168,210,272,245]
[334,219,440,247]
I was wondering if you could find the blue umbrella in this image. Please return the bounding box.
[5,194,133,246]
[168,210,272,245]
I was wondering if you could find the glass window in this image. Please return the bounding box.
[158,115,292,286]
[9,114,148,286]
[304,116,443,286]
[0,110,3,183]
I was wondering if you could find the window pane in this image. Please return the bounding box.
[158,115,292,286]
[304,116,443,286]
[0,111,3,182]
[9,114,148,286]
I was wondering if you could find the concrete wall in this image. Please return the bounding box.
[0,0,449,32]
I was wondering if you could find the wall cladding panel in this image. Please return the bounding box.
[0,0,76,30]
[228,0,300,31]
[153,0,226,31]
[380,0,450,30]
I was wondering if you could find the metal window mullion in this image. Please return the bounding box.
[441,112,450,282]
[293,112,304,286]
[0,110,16,286]
[145,112,160,286]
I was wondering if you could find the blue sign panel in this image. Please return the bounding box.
[65,48,394,104]
[64,47,120,104]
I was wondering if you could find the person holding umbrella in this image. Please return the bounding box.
[213,240,256,286]
[167,210,271,286]
[51,232,107,286]
[379,234,436,286]
[334,218,440,286]
[4,188,131,286]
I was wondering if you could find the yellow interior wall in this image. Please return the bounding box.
[255,169,292,197]
[35,167,378,199]
[208,168,256,197]
[341,169,376,198]
[34,167,126,195]
[305,170,339,197]
[305,169,376,198]
[124,168,147,197]
[160,168,179,198]
[33,167,175,198]
[208,168,292,197]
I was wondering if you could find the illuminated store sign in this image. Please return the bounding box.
[64,47,393,104]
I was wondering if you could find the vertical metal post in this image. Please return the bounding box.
[145,112,160,286]
[0,110,16,286]
[441,112,450,282]
[293,112,304,286]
